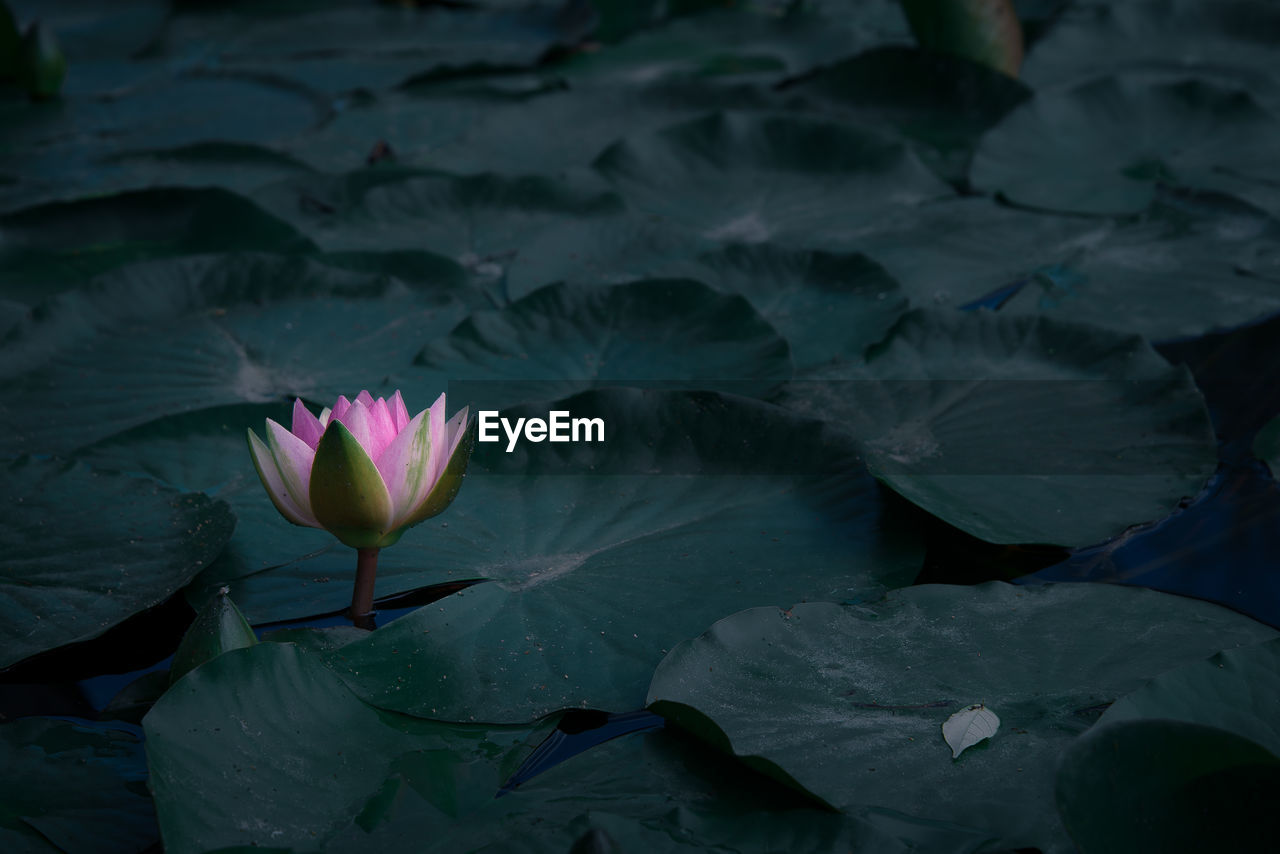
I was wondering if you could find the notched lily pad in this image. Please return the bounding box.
[971,73,1280,216]
[415,278,793,409]
[1056,719,1280,854]
[783,308,1217,546]
[0,457,234,671]
[313,388,923,721]
[0,253,466,456]
[0,717,157,854]
[646,582,1277,852]
[593,111,953,248]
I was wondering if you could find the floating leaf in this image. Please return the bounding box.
[0,717,157,854]
[0,187,314,300]
[857,193,1280,341]
[646,582,1277,851]
[0,253,465,456]
[0,457,234,670]
[415,278,793,408]
[971,74,1280,216]
[664,243,909,371]
[1021,0,1280,106]
[311,388,923,721]
[1098,636,1280,760]
[1056,719,1280,854]
[780,46,1031,183]
[942,704,1000,759]
[783,309,1217,546]
[594,112,952,248]
[169,589,258,685]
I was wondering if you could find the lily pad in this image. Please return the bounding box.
[169,590,258,684]
[646,582,1278,853]
[970,73,1280,216]
[858,192,1280,340]
[1055,719,1280,854]
[1021,0,1280,106]
[664,243,909,371]
[144,640,986,854]
[783,308,1217,546]
[253,168,624,263]
[415,278,793,408]
[555,2,913,86]
[151,2,569,95]
[313,388,923,721]
[1098,636,1280,760]
[296,72,772,180]
[0,457,234,671]
[498,209,705,301]
[0,717,156,854]
[0,253,466,456]
[145,642,537,854]
[0,187,314,301]
[0,71,326,213]
[781,46,1031,183]
[593,111,953,247]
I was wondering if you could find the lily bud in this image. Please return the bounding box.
[248,390,474,549]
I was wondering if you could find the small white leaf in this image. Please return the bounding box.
[942,704,1000,759]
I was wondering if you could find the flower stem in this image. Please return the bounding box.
[350,547,380,630]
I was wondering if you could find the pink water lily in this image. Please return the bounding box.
[248,390,473,551]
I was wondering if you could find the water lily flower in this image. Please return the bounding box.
[248,390,473,627]
[248,390,473,550]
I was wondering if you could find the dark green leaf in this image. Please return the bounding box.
[0,717,156,854]
[1056,719,1280,854]
[646,582,1278,852]
[971,74,1280,216]
[0,253,465,456]
[314,388,923,721]
[783,309,1217,546]
[1099,636,1280,760]
[415,279,793,407]
[594,112,953,248]
[0,457,233,670]
[0,188,313,302]
[145,641,989,854]
[169,590,258,684]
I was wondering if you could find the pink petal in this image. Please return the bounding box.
[423,393,448,487]
[367,397,397,461]
[437,404,468,483]
[377,408,433,523]
[333,398,376,459]
[355,390,376,408]
[291,399,325,450]
[330,395,352,425]
[389,390,410,432]
[266,419,318,519]
[248,427,319,527]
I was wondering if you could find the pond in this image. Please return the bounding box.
[3,1,1280,852]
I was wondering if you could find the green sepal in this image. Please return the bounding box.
[310,419,395,548]
[170,590,258,685]
[392,416,476,534]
